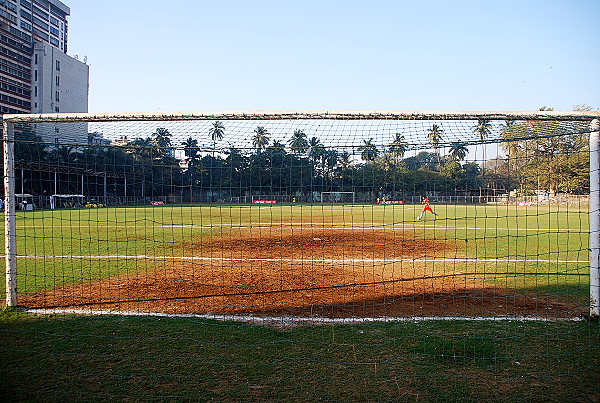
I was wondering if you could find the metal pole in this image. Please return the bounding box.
[590,119,600,320]
[3,120,17,307]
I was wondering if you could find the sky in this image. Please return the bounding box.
[64,0,600,114]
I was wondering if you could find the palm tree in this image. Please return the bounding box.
[389,133,408,163]
[359,138,379,163]
[208,120,225,160]
[471,118,492,170]
[449,142,469,162]
[269,140,287,153]
[251,126,270,153]
[308,136,325,163]
[151,127,172,160]
[323,149,339,171]
[209,120,225,147]
[472,118,492,142]
[338,151,352,170]
[182,136,200,202]
[152,127,171,148]
[182,136,200,166]
[499,119,517,155]
[426,124,444,166]
[288,129,309,155]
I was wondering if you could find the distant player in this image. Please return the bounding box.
[416,196,438,220]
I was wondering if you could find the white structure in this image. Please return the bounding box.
[31,41,89,143]
[0,0,89,143]
[32,41,88,114]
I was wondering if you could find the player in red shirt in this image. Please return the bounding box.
[416,196,438,220]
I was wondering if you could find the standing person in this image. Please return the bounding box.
[416,196,438,220]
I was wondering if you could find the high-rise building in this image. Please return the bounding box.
[0,0,89,143]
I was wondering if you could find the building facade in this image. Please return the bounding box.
[0,0,89,143]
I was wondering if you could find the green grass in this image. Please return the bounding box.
[0,311,598,401]
[1,203,591,302]
[0,203,597,401]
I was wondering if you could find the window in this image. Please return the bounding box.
[55,90,59,102]
[33,16,48,30]
[54,106,59,113]
[33,69,37,81]
[0,8,16,22]
[20,21,32,31]
[19,9,31,20]
[33,86,37,96]
[32,5,48,20]
[34,53,37,65]
[55,60,60,71]
[54,127,59,133]
[55,76,59,86]
[33,28,48,40]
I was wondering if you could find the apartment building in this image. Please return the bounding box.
[0,0,89,143]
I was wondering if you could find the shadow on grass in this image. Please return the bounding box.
[0,311,598,401]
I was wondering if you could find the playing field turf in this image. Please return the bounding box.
[2,202,591,319]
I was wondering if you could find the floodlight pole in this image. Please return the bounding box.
[3,119,17,307]
[590,119,600,320]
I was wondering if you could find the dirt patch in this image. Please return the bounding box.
[20,229,584,319]
[182,228,451,259]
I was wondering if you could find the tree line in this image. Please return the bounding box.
[11,111,592,202]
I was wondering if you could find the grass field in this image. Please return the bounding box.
[0,311,598,401]
[0,202,598,401]
[2,202,591,318]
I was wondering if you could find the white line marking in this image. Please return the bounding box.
[15,224,584,232]
[22,308,584,324]
[17,255,588,264]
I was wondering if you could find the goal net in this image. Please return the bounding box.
[2,110,599,401]
[2,110,598,320]
[320,191,355,203]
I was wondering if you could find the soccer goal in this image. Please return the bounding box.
[2,110,600,321]
[320,191,355,204]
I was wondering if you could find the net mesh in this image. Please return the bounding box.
[1,112,599,401]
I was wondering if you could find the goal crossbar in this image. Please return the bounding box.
[3,110,600,124]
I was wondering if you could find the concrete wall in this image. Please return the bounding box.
[32,41,88,144]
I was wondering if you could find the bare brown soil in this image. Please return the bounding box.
[21,229,584,318]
